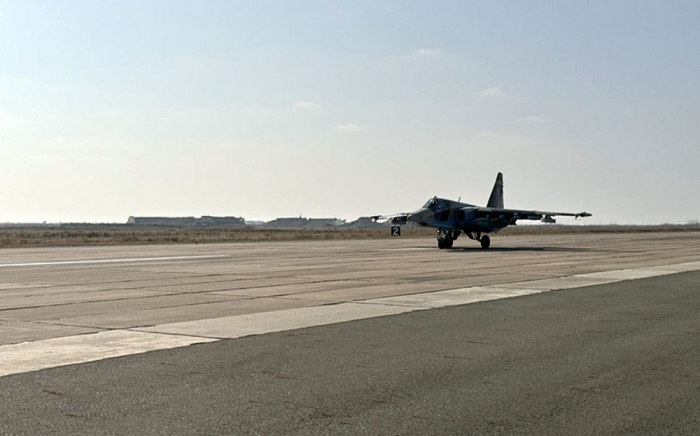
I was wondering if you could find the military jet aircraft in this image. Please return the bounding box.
[372,172,591,249]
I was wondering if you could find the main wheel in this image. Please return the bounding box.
[438,238,453,249]
[480,235,491,249]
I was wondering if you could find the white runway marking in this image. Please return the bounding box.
[2,260,700,378]
[0,255,229,268]
[0,331,216,378]
[362,286,549,309]
[139,303,416,339]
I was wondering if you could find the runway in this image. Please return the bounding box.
[1,232,700,434]
[2,233,700,375]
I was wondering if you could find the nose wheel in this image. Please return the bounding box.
[437,229,459,249]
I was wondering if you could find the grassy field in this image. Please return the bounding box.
[1,224,699,248]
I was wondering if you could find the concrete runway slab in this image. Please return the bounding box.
[53,296,334,330]
[0,320,99,345]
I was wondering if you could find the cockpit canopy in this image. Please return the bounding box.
[423,197,439,209]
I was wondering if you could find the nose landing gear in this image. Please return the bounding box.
[436,229,460,249]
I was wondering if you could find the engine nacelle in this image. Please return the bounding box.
[455,207,478,226]
[390,215,409,225]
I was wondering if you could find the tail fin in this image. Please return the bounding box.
[487,172,504,209]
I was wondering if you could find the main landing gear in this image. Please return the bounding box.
[436,230,492,249]
[467,232,491,249]
[465,232,491,249]
[479,234,491,249]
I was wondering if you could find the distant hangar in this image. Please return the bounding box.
[126,216,384,229]
[126,216,247,228]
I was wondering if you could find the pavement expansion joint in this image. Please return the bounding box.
[0,254,231,269]
[354,300,433,309]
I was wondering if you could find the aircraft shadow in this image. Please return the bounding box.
[400,244,618,254]
[445,246,606,253]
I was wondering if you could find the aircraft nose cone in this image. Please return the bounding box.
[408,208,429,225]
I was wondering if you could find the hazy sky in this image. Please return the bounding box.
[2,1,699,224]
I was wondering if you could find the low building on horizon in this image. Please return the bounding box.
[127,216,246,227]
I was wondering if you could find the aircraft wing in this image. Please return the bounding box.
[478,207,591,223]
[370,213,410,225]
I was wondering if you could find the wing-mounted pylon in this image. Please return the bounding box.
[480,208,592,225]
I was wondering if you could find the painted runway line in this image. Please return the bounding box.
[2,260,700,378]
[0,255,229,268]
[139,303,417,339]
[0,331,216,377]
